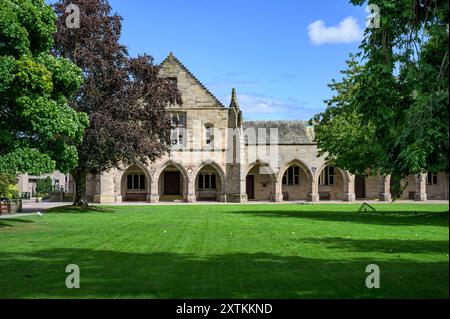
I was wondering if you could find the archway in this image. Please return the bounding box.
[246,162,276,201]
[195,163,225,201]
[280,160,312,201]
[120,165,150,202]
[316,165,347,201]
[158,163,188,201]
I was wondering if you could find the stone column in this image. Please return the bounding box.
[149,168,159,203]
[237,177,248,203]
[308,178,320,202]
[379,175,392,202]
[185,176,196,203]
[271,179,283,202]
[93,171,116,204]
[414,173,427,201]
[343,173,356,202]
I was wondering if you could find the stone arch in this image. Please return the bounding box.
[314,163,351,201]
[279,159,313,201]
[246,160,277,179]
[314,163,350,183]
[279,159,313,182]
[155,160,189,201]
[194,161,226,202]
[119,163,151,202]
[246,160,277,201]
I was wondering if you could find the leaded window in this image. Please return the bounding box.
[283,166,300,185]
[198,173,217,190]
[319,166,334,185]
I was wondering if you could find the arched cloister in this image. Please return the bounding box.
[314,164,354,201]
[246,161,277,201]
[120,164,151,202]
[194,162,226,202]
[156,160,189,201]
[279,159,313,201]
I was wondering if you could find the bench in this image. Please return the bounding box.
[319,192,331,200]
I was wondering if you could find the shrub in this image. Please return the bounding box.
[0,173,18,199]
[36,176,53,194]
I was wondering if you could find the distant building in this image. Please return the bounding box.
[17,171,71,197]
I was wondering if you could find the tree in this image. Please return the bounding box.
[310,55,384,175]
[36,176,53,194]
[53,0,181,206]
[312,0,448,195]
[0,0,88,178]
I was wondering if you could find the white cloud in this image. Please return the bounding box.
[307,16,363,45]
[238,94,286,114]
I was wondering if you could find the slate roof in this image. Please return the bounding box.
[243,120,315,144]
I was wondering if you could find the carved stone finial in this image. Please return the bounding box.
[230,88,240,110]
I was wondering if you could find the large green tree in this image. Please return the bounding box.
[53,0,181,206]
[312,0,448,191]
[0,0,88,177]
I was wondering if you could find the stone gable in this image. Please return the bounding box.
[159,53,224,108]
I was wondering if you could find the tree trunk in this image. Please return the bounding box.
[72,169,89,208]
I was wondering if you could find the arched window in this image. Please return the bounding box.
[319,166,334,185]
[283,166,300,185]
[127,174,146,190]
[198,173,216,190]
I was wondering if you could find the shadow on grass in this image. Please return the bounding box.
[0,218,34,228]
[296,237,449,254]
[0,248,447,299]
[46,205,116,214]
[230,210,449,227]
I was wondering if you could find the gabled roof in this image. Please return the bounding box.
[161,52,225,108]
[243,120,316,144]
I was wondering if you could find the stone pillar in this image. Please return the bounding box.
[237,177,248,203]
[415,173,427,201]
[185,178,196,203]
[379,175,392,202]
[343,174,356,202]
[93,171,116,204]
[271,180,283,202]
[308,179,319,202]
[149,172,159,203]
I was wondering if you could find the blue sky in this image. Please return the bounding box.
[53,0,370,120]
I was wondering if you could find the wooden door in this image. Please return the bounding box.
[355,175,366,199]
[164,171,181,195]
[246,175,255,200]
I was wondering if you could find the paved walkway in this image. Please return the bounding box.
[1,199,447,219]
[0,201,69,219]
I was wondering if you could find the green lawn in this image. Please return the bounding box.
[0,203,448,298]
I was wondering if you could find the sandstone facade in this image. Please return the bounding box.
[34,53,449,203]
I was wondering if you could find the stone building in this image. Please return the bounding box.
[36,53,450,203]
[17,171,69,197]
